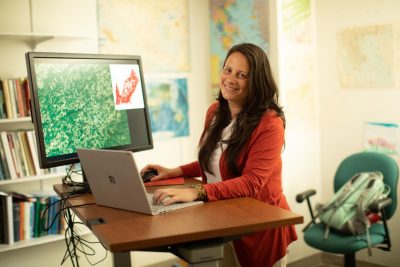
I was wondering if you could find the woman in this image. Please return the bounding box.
[142,43,297,267]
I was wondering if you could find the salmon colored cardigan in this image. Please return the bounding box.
[180,102,297,267]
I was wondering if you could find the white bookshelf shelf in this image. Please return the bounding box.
[0,172,66,186]
[0,32,95,50]
[0,117,33,131]
[0,225,91,253]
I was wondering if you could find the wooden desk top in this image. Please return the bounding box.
[54,183,303,252]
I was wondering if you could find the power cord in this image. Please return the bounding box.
[40,191,107,266]
[62,193,108,266]
[62,164,91,194]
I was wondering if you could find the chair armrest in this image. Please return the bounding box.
[369,197,392,213]
[296,189,316,203]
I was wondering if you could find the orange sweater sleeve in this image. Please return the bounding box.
[204,111,285,203]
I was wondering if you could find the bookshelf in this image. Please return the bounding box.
[0,1,98,265]
[0,0,97,257]
[0,117,70,249]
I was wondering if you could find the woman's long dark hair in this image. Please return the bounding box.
[198,43,285,176]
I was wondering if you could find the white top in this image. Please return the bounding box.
[205,120,235,184]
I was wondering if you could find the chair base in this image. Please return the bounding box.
[345,253,355,267]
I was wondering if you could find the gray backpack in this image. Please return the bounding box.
[316,172,390,255]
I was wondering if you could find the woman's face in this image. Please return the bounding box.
[220,52,250,108]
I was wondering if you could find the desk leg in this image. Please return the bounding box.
[112,252,131,267]
[187,261,220,267]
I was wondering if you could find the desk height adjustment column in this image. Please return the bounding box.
[112,252,131,267]
[176,239,225,267]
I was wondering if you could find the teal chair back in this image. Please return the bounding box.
[334,152,398,220]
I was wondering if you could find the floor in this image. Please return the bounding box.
[287,253,387,267]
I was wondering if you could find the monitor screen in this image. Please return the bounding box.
[25,52,153,169]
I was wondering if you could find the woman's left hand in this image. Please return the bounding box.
[152,187,198,205]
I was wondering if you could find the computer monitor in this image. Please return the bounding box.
[25,52,153,169]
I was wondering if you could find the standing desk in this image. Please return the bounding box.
[54,182,303,267]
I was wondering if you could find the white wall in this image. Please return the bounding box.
[134,0,210,170]
[0,0,210,266]
[3,0,399,266]
[316,0,400,266]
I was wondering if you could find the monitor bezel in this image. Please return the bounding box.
[25,52,153,169]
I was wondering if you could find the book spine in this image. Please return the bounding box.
[0,80,6,119]
[0,138,11,180]
[0,195,5,243]
[22,79,30,116]
[29,201,35,238]
[24,201,32,240]
[12,202,20,242]
[0,154,4,181]
[6,195,14,244]
[14,132,28,177]
[8,80,17,118]
[27,131,42,175]
[7,133,21,178]
[15,79,26,117]
[0,131,17,179]
[20,131,35,176]
[33,199,41,238]
[1,80,12,119]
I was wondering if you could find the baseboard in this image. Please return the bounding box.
[288,252,387,267]
[288,253,323,267]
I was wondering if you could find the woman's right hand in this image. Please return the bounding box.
[140,165,183,181]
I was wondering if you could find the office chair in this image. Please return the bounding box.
[296,151,398,267]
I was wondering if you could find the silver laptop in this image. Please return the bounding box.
[76,148,203,215]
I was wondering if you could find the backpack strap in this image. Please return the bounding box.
[355,172,389,256]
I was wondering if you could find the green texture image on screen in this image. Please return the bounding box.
[36,63,131,157]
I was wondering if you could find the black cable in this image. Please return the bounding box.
[36,188,105,266]
[55,193,107,266]
[62,164,90,193]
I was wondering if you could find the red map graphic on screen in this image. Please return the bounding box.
[115,69,138,105]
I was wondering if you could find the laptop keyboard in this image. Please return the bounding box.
[147,193,201,214]
[151,204,176,213]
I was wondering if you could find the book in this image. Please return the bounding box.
[7,133,21,178]
[22,79,30,116]
[0,157,4,180]
[29,201,35,238]
[27,131,42,175]
[12,132,27,177]
[0,81,6,118]
[48,196,62,235]
[8,192,36,240]
[15,79,26,117]
[1,80,12,118]
[12,201,20,242]
[23,201,33,240]
[33,199,41,238]
[19,201,25,240]
[0,140,11,180]
[0,193,6,243]
[0,192,14,244]
[33,194,49,237]
[8,79,17,118]
[19,131,35,176]
[0,131,17,179]
[144,177,185,187]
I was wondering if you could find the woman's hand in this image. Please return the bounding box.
[140,165,183,181]
[152,187,198,205]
